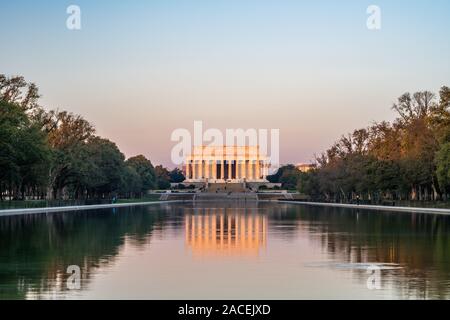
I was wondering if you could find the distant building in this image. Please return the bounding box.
[296,163,316,173]
[184,145,270,183]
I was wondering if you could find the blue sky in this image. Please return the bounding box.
[1,0,449,167]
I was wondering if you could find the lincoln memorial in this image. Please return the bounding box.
[184,146,270,183]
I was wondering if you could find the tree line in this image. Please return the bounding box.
[0,74,185,201]
[270,86,450,203]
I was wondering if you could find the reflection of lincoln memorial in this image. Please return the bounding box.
[185,208,267,256]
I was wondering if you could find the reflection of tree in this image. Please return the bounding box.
[0,206,170,299]
[266,204,450,299]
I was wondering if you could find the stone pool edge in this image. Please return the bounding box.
[271,200,450,215]
[2,199,450,217]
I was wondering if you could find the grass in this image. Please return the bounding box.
[116,195,162,203]
[393,200,450,209]
[290,198,450,209]
[0,195,163,210]
[0,200,47,210]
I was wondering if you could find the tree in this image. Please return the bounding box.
[433,87,450,200]
[267,165,301,190]
[78,137,126,198]
[0,99,50,200]
[42,110,95,199]
[298,88,449,202]
[436,142,450,199]
[1,73,175,201]
[392,91,435,124]
[169,168,185,183]
[120,166,142,198]
[0,74,40,110]
[298,171,321,199]
[126,155,156,193]
[154,165,171,189]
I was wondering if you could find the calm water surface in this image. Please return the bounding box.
[0,202,449,299]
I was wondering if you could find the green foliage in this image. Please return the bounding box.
[126,155,157,191]
[0,99,50,200]
[169,168,185,183]
[120,166,143,197]
[3,74,448,202]
[297,87,450,202]
[154,165,171,189]
[267,164,301,190]
[81,137,126,195]
[436,142,450,194]
[298,171,320,197]
[0,74,173,201]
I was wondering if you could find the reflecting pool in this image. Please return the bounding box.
[0,202,449,299]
